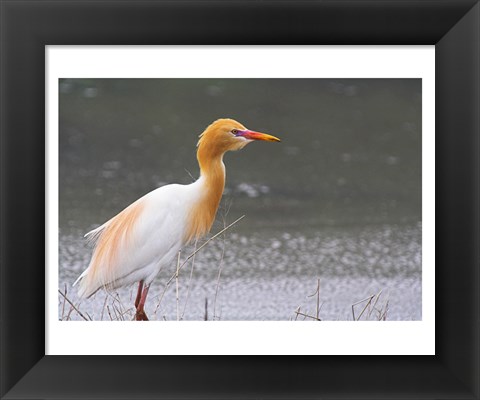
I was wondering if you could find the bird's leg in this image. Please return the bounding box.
[134,280,144,309]
[135,284,150,321]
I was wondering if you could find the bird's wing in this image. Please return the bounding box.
[75,184,196,297]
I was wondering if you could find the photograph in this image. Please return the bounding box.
[58,78,422,322]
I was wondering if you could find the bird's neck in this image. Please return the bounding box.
[198,151,226,210]
[184,147,226,243]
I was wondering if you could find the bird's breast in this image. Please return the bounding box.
[183,176,224,243]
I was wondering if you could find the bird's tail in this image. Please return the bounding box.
[73,224,108,298]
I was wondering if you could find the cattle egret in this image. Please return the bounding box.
[73,118,281,320]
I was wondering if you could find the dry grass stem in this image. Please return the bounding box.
[181,240,198,320]
[307,278,321,320]
[66,303,74,321]
[175,250,181,321]
[294,309,321,321]
[295,279,323,321]
[111,303,119,320]
[169,214,244,285]
[204,297,208,321]
[61,284,67,320]
[357,295,375,321]
[100,294,109,321]
[107,305,114,321]
[154,214,244,316]
[294,306,301,321]
[58,289,89,321]
[103,290,131,320]
[213,218,228,320]
[370,289,383,315]
[352,290,388,321]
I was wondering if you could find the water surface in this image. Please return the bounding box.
[59,79,422,321]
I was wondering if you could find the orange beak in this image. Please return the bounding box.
[237,129,281,142]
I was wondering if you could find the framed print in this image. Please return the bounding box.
[47,47,433,357]
[1,1,479,399]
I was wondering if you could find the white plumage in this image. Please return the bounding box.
[74,181,201,297]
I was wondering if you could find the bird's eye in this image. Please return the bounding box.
[232,129,238,135]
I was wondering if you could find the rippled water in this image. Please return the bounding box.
[58,78,422,321]
[60,219,421,321]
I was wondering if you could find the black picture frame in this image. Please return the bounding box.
[1,1,479,399]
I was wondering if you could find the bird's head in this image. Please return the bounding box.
[197,118,281,156]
